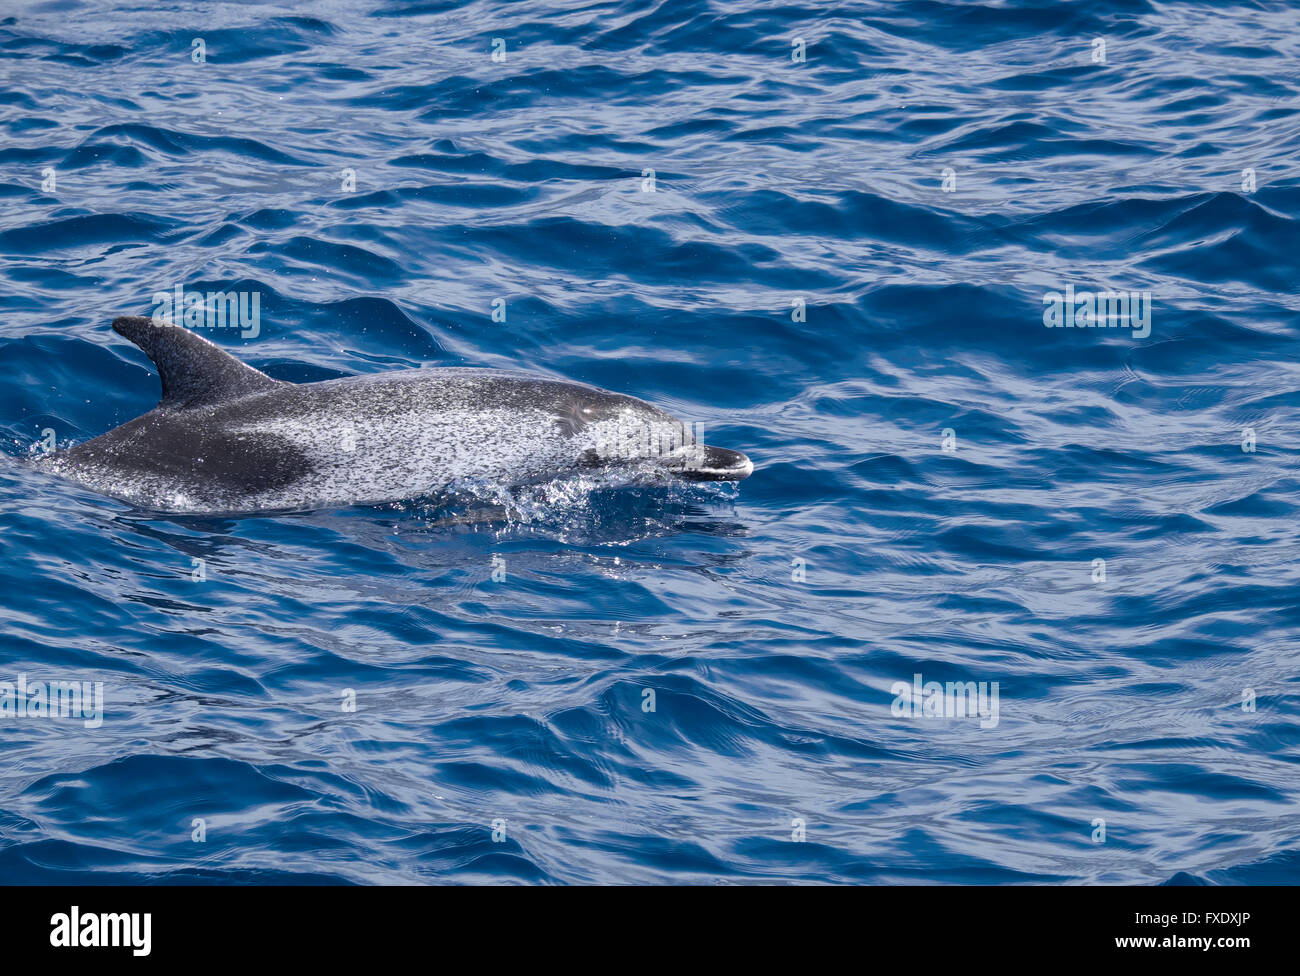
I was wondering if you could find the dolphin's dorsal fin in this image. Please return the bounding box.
[112,316,282,410]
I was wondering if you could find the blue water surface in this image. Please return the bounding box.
[2,0,1299,884]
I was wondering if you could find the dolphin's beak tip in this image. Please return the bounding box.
[670,445,753,481]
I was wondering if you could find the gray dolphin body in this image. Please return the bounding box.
[36,317,753,515]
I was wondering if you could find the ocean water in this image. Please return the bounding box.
[1,0,1299,885]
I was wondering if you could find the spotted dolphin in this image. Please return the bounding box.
[35,317,753,515]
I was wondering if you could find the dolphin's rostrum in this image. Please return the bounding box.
[36,317,753,515]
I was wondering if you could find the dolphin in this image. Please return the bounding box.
[34,317,753,515]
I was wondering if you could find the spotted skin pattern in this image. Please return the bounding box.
[36,318,753,515]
